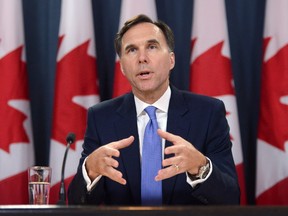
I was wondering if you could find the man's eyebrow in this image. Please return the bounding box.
[124,44,135,52]
[124,39,160,52]
[147,39,160,45]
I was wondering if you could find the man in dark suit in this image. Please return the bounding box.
[68,14,240,205]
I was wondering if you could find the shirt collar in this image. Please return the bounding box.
[134,86,171,117]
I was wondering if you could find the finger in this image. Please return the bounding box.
[164,145,183,155]
[157,129,181,144]
[155,165,180,181]
[104,156,119,168]
[102,146,121,158]
[104,167,126,185]
[162,155,181,167]
[108,136,134,150]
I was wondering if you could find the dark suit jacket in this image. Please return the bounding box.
[68,86,240,205]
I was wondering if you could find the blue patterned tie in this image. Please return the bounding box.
[141,106,162,205]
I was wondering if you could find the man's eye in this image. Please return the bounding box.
[128,48,136,53]
[149,44,157,49]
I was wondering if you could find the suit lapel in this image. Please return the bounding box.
[114,93,141,205]
[162,86,190,204]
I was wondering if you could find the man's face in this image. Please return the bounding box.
[119,22,175,101]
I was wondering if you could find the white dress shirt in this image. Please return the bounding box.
[82,86,212,191]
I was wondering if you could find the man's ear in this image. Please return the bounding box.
[169,52,175,71]
[120,62,126,76]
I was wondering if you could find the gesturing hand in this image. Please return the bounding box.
[155,130,206,181]
[85,136,134,185]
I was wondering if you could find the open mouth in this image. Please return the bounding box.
[139,71,151,76]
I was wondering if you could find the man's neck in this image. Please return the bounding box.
[133,84,169,104]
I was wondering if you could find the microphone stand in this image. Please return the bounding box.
[57,133,76,205]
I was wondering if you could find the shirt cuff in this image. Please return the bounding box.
[186,157,213,188]
[82,157,102,191]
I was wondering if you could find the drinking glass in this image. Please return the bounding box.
[28,166,51,205]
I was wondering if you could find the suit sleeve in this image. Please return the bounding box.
[68,107,106,205]
[191,99,240,204]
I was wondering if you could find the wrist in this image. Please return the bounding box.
[188,158,210,181]
[85,157,100,181]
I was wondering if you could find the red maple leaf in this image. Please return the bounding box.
[258,38,288,151]
[190,39,237,142]
[190,40,234,96]
[225,111,234,141]
[113,61,131,98]
[0,47,29,153]
[257,177,288,205]
[51,39,99,149]
[190,40,247,204]
[0,170,28,204]
[190,40,236,140]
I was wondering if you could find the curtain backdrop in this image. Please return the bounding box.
[22,0,266,204]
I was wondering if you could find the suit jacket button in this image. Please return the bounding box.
[198,196,208,204]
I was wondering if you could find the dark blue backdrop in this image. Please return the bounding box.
[22,0,266,204]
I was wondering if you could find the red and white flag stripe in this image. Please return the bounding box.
[113,0,157,97]
[190,0,246,204]
[0,0,34,204]
[256,0,288,205]
[49,0,100,204]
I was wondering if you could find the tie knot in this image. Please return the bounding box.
[145,106,157,120]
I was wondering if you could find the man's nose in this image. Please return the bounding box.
[138,50,148,64]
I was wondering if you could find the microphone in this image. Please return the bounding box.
[57,132,76,205]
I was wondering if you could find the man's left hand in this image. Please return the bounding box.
[155,129,207,181]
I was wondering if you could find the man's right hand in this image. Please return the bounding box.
[85,136,134,185]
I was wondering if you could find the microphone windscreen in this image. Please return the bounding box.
[66,132,76,144]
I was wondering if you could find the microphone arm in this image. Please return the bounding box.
[57,132,76,205]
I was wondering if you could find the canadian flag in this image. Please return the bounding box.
[256,0,288,205]
[49,0,100,204]
[189,0,246,204]
[0,0,34,204]
[113,0,157,97]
